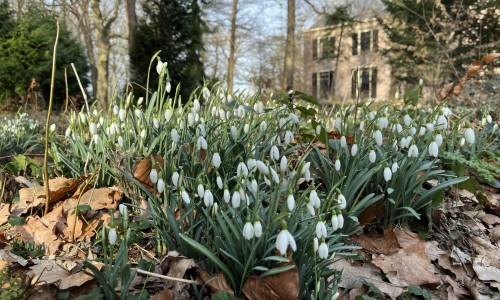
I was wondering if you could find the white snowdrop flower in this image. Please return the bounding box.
[140,129,147,139]
[108,228,117,245]
[110,123,119,135]
[276,226,297,255]
[284,130,294,145]
[237,105,245,117]
[387,188,394,194]
[460,138,465,147]
[391,162,398,173]
[181,188,191,204]
[196,136,208,150]
[374,130,383,146]
[227,94,233,103]
[156,60,165,75]
[383,167,392,181]
[481,118,486,126]
[287,192,295,211]
[253,220,262,238]
[260,121,267,132]
[118,136,124,148]
[244,123,250,134]
[270,167,280,184]
[119,204,127,216]
[404,114,412,127]
[369,150,376,163]
[93,109,99,117]
[246,157,256,172]
[231,126,238,139]
[223,187,230,203]
[197,182,205,198]
[89,123,97,135]
[279,118,286,128]
[218,108,226,121]
[304,169,311,181]
[338,136,346,148]
[310,190,321,208]
[351,144,358,156]
[378,117,388,129]
[193,99,201,112]
[331,215,339,231]
[426,123,435,132]
[405,136,413,148]
[248,178,258,194]
[359,121,365,131]
[256,160,269,175]
[313,237,319,252]
[316,221,327,238]
[338,194,346,209]
[211,106,217,117]
[337,213,344,229]
[117,108,125,122]
[211,153,221,169]
[316,124,321,135]
[170,128,179,143]
[486,114,492,123]
[137,97,144,106]
[134,109,142,119]
[493,124,498,132]
[464,128,475,144]
[79,112,86,124]
[197,124,206,137]
[335,117,341,130]
[409,126,416,136]
[270,145,280,161]
[254,101,264,114]
[429,141,439,157]
[49,123,56,133]
[419,126,426,136]
[65,127,72,137]
[157,179,165,193]
[289,113,299,124]
[172,170,180,188]
[301,162,311,175]
[93,134,100,144]
[237,162,249,178]
[231,190,241,208]
[202,87,210,100]
[280,156,288,173]
[113,105,119,115]
[204,189,214,207]
[153,118,159,129]
[187,112,195,126]
[150,169,158,184]
[436,115,448,130]
[166,81,171,93]
[98,117,104,127]
[335,159,341,171]
[434,134,443,147]
[216,175,223,190]
[408,144,419,157]
[165,109,173,122]
[397,123,403,133]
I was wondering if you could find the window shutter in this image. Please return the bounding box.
[352,33,358,55]
[312,73,317,97]
[371,68,378,98]
[312,39,317,59]
[372,30,378,51]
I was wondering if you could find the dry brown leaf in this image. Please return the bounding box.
[393,228,422,250]
[243,261,299,300]
[149,289,173,300]
[424,241,446,261]
[353,228,399,255]
[472,255,500,283]
[0,259,8,270]
[491,226,500,245]
[0,249,28,266]
[134,153,165,192]
[62,211,83,242]
[331,258,404,299]
[159,251,197,296]
[482,214,500,226]
[199,271,234,295]
[436,252,470,283]
[29,259,70,285]
[17,216,63,255]
[67,187,123,211]
[358,201,385,226]
[483,53,500,63]
[372,245,440,287]
[469,235,500,268]
[58,270,95,290]
[26,285,55,300]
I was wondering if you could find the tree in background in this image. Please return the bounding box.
[0,2,89,109]
[130,0,205,102]
[381,0,500,97]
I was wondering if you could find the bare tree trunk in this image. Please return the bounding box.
[125,0,137,57]
[90,0,120,109]
[283,0,295,90]
[227,0,238,93]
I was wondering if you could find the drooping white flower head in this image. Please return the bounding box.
[197,181,205,198]
[256,160,269,175]
[464,128,475,144]
[204,189,214,207]
[276,222,297,256]
[197,136,208,150]
[243,221,254,240]
[216,175,223,190]
[391,162,398,173]
[315,220,327,239]
[150,169,158,184]
[429,141,439,157]
[383,167,392,181]
[284,130,294,145]
[157,178,165,193]
[270,145,280,161]
[374,130,383,146]
[335,159,341,171]
[287,191,295,211]
[337,213,344,229]
[434,134,443,147]
[119,204,127,216]
[369,150,376,163]
[253,220,262,238]
[331,214,339,231]
[165,109,173,122]
[231,190,241,208]
[436,115,448,131]
[351,144,358,156]
[237,161,249,178]
[223,187,230,203]
[340,136,347,148]
[419,126,426,136]
[108,227,117,245]
[310,190,321,208]
[408,144,419,158]
[318,240,328,259]
[403,114,412,127]
[181,188,190,204]
[156,60,166,75]
[89,122,97,135]
[337,193,346,209]
[280,156,288,173]
[212,153,221,168]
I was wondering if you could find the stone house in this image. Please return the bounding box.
[303,17,393,104]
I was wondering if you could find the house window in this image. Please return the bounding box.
[319,71,335,99]
[352,33,358,55]
[321,36,336,58]
[361,31,371,52]
[351,67,377,99]
[312,73,317,97]
[312,38,317,59]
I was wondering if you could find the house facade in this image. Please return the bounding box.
[303,18,393,103]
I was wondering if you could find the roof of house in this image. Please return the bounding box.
[309,0,386,29]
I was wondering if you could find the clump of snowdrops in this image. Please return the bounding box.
[51,56,353,298]
[0,112,41,159]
